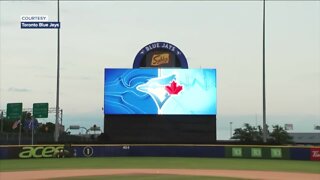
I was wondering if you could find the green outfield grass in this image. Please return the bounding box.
[0,157,319,173]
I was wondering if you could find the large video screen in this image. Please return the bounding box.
[104,68,216,115]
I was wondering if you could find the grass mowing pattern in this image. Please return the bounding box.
[0,157,319,173]
[53,175,245,180]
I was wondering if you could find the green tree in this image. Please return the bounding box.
[268,125,293,144]
[38,122,55,133]
[231,123,262,143]
[257,124,272,142]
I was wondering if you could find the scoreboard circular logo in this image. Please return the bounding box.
[82,146,93,157]
[133,42,188,68]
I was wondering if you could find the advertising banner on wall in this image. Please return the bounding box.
[310,148,320,161]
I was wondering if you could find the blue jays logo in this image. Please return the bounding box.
[136,74,183,110]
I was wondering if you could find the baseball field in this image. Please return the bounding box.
[1,157,319,179]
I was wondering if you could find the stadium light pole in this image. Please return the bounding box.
[262,0,267,143]
[54,0,61,142]
[229,122,233,139]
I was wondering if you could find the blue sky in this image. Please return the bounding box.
[0,1,319,139]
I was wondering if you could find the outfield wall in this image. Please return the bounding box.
[0,144,319,161]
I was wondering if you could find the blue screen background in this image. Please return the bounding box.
[104,68,216,115]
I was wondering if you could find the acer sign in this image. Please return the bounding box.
[104,68,217,115]
[19,146,64,158]
[310,148,320,161]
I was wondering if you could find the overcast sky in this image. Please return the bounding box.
[0,1,319,139]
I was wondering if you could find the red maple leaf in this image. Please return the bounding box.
[165,81,183,95]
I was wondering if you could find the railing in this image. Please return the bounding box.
[0,132,100,145]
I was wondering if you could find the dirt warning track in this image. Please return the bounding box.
[1,169,320,180]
